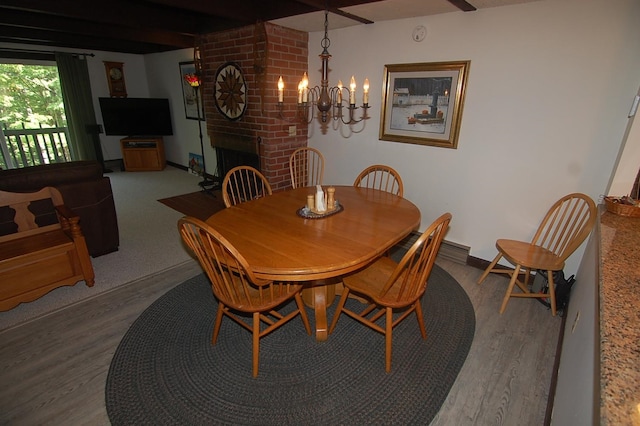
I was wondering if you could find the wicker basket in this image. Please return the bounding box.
[604,196,640,217]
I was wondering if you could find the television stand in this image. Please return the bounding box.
[120,137,166,171]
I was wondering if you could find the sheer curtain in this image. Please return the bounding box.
[55,52,101,162]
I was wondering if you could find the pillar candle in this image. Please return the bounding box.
[277,76,284,103]
[349,76,356,105]
[363,78,369,105]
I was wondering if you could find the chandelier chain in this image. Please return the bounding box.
[321,10,330,52]
[276,2,370,125]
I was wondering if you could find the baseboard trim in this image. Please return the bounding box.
[166,160,186,170]
[467,255,490,270]
[396,231,470,265]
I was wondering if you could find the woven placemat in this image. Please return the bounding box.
[106,265,475,425]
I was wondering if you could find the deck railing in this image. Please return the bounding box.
[0,123,72,169]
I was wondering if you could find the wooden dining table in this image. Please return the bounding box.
[205,185,421,341]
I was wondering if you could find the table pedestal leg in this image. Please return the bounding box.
[301,280,336,342]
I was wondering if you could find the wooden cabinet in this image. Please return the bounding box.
[120,137,166,171]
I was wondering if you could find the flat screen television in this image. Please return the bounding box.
[99,97,173,137]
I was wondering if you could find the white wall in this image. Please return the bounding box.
[305,0,640,274]
[143,50,214,171]
[89,48,213,169]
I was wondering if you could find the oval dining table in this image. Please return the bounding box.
[205,185,421,341]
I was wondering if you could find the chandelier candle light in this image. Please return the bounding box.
[277,9,370,125]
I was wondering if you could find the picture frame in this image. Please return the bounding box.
[179,61,204,120]
[379,61,470,149]
[188,152,204,176]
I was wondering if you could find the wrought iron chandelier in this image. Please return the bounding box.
[277,9,370,125]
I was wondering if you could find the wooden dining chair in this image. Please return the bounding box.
[353,164,404,197]
[289,147,325,189]
[329,212,452,373]
[221,165,272,208]
[178,217,311,377]
[477,193,597,316]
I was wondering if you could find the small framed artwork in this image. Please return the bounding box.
[179,61,204,120]
[188,152,204,176]
[379,61,470,149]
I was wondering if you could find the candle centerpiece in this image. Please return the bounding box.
[297,185,343,219]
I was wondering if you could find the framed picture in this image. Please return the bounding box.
[379,61,470,149]
[179,61,204,120]
[188,152,204,176]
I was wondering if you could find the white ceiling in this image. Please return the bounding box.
[271,0,542,32]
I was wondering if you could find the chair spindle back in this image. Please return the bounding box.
[378,213,451,306]
[354,164,404,197]
[222,166,272,208]
[531,193,596,261]
[289,147,324,189]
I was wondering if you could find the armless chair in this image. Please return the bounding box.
[289,147,324,189]
[178,217,311,377]
[222,165,272,208]
[477,193,596,316]
[329,213,452,373]
[353,164,404,197]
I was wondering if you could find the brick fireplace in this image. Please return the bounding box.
[200,22,309,192]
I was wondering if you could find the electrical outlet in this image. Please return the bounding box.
[288,125,296,136]
[571,310,580,333]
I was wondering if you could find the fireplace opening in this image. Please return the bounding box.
[211,134,261,186]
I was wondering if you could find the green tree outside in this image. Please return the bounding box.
[0,63,67,129]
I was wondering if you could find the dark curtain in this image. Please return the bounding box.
[55,52,100,162]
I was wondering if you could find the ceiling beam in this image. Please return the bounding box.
[0,9,194,48]
[0,26,177,54]
[0,0,238,34]
[446,0,477,12]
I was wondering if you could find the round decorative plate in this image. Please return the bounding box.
[214,62,247,121]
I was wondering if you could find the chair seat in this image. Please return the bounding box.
[343,257,411,308]
[220,277,304,312]
[0,230,74,262]
[496,239,564,271]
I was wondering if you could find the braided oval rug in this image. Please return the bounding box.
[106,265,475,425]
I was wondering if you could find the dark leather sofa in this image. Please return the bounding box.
[0,161,119,257]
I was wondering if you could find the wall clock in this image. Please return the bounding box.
[412,25,427,42]
[214,62,247,121]
[103,61,127,97]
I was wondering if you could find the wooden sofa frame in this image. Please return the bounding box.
[0,187,95,311]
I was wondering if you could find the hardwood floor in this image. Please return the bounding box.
[0,258,561,425]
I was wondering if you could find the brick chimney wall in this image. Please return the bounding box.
[200,22,309,191]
